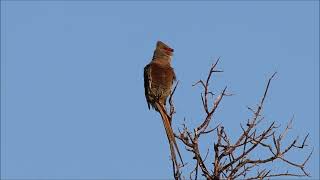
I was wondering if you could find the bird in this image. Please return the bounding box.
[144,41,183,166]
[144,41,176,112]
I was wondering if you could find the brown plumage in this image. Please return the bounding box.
[144,41,176,111]
[144,41,183,166]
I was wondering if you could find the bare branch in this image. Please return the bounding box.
[160,59,311,179]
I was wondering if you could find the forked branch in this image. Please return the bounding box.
[171,59,312,179]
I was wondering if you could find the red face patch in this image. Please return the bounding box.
[163,47,174,52]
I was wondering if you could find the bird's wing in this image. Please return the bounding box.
[144,64,152,109]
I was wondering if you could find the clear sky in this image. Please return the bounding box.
[1,1,319,179]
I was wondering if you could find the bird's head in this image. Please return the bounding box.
[156,41,174,56]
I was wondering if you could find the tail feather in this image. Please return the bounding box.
[155,102,184,166]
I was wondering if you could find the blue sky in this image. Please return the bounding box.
[1,1,319,179]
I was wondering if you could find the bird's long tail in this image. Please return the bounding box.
[155,102,184,166]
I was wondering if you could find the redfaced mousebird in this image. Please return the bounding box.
[144,41,183,166]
